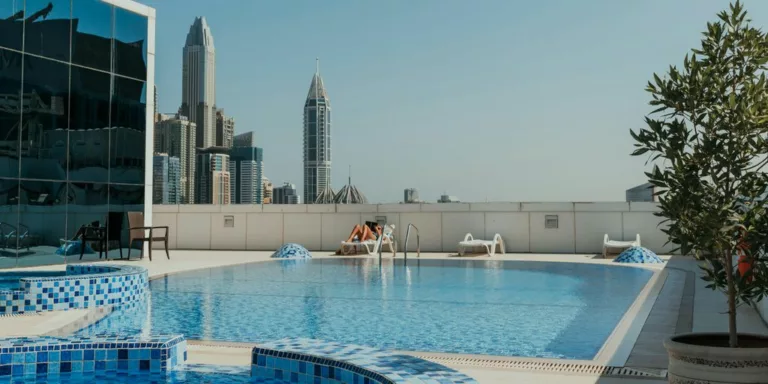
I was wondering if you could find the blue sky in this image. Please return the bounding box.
[142,0,768,203]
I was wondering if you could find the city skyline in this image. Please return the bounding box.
[142,0,768,203]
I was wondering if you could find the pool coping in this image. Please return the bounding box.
[35,255,672,377]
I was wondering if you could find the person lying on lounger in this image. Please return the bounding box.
[336,222,382,255]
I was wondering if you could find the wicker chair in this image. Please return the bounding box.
[127,212,169,261]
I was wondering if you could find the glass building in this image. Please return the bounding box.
[229,146,263,204]
[153,154,180,204]
[303,61,331,204]
[0,0,155,268]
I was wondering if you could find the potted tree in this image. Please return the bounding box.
[631,1,768,382]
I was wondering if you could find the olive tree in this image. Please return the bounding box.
[631,1,768,347]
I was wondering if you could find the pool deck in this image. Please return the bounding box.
[0,250,766,384]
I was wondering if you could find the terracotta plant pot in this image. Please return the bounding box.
[664,333,768,383]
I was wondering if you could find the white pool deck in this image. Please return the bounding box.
[0,251,766,384]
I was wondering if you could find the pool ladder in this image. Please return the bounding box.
[379,223,420,263]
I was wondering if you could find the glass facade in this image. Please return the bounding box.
[0,0,151,268]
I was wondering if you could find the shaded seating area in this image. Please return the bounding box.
[127,211,169,261]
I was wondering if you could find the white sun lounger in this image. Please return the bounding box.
[340,224,396,256]
[603,234,641,258]
[458,233,505,256]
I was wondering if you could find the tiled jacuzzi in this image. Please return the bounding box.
[0,265,148,315]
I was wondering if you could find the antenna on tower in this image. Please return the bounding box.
[348,165,351,186]
[316,57,320,74]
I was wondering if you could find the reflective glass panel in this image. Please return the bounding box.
[19,54,70,181]
[68,65,110,183]
[0,0,23,51]
[0,178,18,268]
[71,0,112,72]
[17,179,68,267]
[0,48,22,178]
[110,76,145,185]
[114,6,147,80]
[24,0,72,61]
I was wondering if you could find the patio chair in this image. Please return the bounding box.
[340,224,396,256]
[602,234,641,258]
[458,233,505,256]
[127,211,169,261]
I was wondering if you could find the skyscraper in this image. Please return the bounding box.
[303,59,332,204]
[216,109,235,148]
[229,146,263,204]
[155,114,197,204]
[626,183,656,202]
[153,154,181,204]
[233,131,255,148]
[274,182,300,204]
[195,147,230,205]
[181,17,216,150]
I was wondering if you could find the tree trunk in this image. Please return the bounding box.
[725,251,739,348]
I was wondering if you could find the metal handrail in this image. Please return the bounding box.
[404,223,420,262]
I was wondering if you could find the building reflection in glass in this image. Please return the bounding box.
[0,0,150,268]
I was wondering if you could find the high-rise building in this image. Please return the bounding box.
[229,146,263,204]
[303,60,332,203]
[274,182,300,204]
[263,178,273,204]
[153,154,181,204]
[195,147,230,204]
[181,17,216,150]
[626,183,656,202]
[216,109,235,148]
[404,188,421,203]
[155,114,197,203]
[233,131,255,147]
[438,195,460,203]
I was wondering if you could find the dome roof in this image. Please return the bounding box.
[333,184,368,204]
[314,187,337,204]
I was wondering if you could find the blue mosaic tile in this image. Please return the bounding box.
[0,265,148,316]
[614,246,664,264]
[0,334,186,379]
[251,338,477,384]
[270,243,312,259]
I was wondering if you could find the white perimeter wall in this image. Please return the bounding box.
[153,202,674,254]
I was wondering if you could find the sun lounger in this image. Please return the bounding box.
[603,234,641,258]
[340,224,396,256]
[458,233,505,256]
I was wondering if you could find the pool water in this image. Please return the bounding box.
[0,271,67,291]
[0,364,280,383]
[78,259,653,360]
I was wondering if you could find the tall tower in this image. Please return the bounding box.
[303,59,332,203]
[181,17,216,149]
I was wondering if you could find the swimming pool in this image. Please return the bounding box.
[78,259,653,360]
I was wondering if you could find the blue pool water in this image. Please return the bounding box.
[78,259,653,360]
[0,271,67,291]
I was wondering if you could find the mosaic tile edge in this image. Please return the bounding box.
[0,333,187,378]
[252,338,478,384]
[0,265,148,316]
